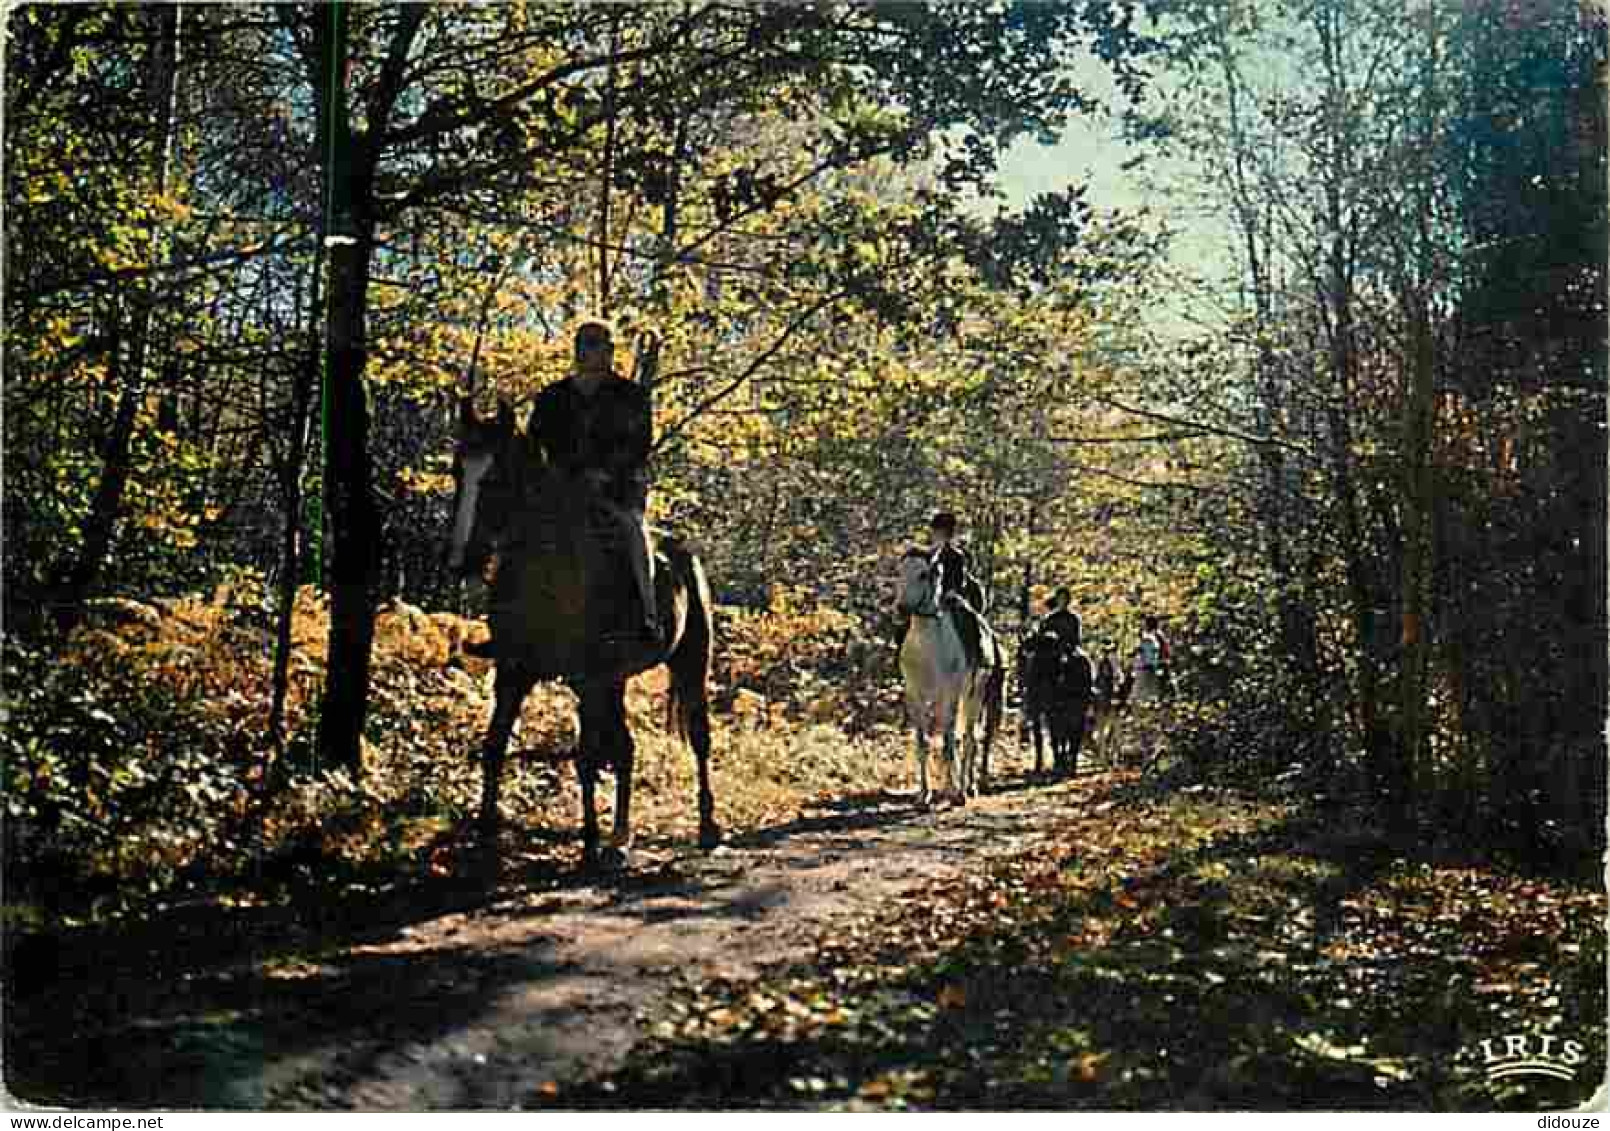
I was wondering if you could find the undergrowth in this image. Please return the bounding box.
[2,583,905,927]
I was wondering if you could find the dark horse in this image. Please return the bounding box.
[1018,629,1093,777]
[447,400,720,870]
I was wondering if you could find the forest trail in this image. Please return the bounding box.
[9,753,1105,1111]
[11,737,1602,1113]
[261,774,1082,1109]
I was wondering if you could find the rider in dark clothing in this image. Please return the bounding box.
[929,511,987,612]
[895,511,993,668]
[930,512,969,598]
[526,317,659,653]
[526,371,650,510]
[1039,587,1082,650]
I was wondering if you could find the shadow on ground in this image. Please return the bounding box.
[4,783,980,1108]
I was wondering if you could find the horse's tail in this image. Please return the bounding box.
[664,540,714,754]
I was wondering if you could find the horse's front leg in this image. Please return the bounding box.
[478,664,533,873]
[906,689,932,806]
[576,684,630,872]
[916,719,935,807]
[576,752,602,871]
[607,682,636,855]
[1049,708,1066,777]
[610,746,634,852]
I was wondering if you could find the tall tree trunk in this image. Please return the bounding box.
[1213,22,1310,674]
[51,5,180,633]
[312,1,383,777]
[1396,4,1441,820]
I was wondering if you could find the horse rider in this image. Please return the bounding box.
[907,510,995,673]
[1094,643,1121,705]
[1038,587,1082,652]
[929,511,987,612]
[526,316,661,661]
[1033,587,1095,773]
[1130,612,1169,702]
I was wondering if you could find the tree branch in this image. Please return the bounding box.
[1092,393,1313,457]
[652,289,850,452]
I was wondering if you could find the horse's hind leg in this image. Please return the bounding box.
[963,726,979,800]
[663,575,721,850]
[688,702,721,850]
[961,679,982,798]
[1067,703,1088,777]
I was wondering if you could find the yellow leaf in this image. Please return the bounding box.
[1073,1051,1110,1084]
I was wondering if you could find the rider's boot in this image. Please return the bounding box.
[597,511,663,673]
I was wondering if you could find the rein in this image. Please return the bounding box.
[901,564,944,620]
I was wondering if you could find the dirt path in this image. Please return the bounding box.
[259,773,1090,1110]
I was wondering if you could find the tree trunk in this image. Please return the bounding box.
[1395,4,1442,819]
[315,229,382,777]
[50,5,181,633]
[267,255,324,752]
[1017,501,1038,635]
[312,1,383,777]
[640,104,689,420]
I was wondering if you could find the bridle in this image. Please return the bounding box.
[451,434,522,578]
[898,552,944,619]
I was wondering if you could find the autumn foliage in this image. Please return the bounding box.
[3,578,915,919]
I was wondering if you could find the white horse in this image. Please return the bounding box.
[894,549,1001,805]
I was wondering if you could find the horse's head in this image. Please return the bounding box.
[895,548,940,616]
[446,397,523,579]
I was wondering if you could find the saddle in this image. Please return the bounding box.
[469,469,670,673]
[942,592,1000,672]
